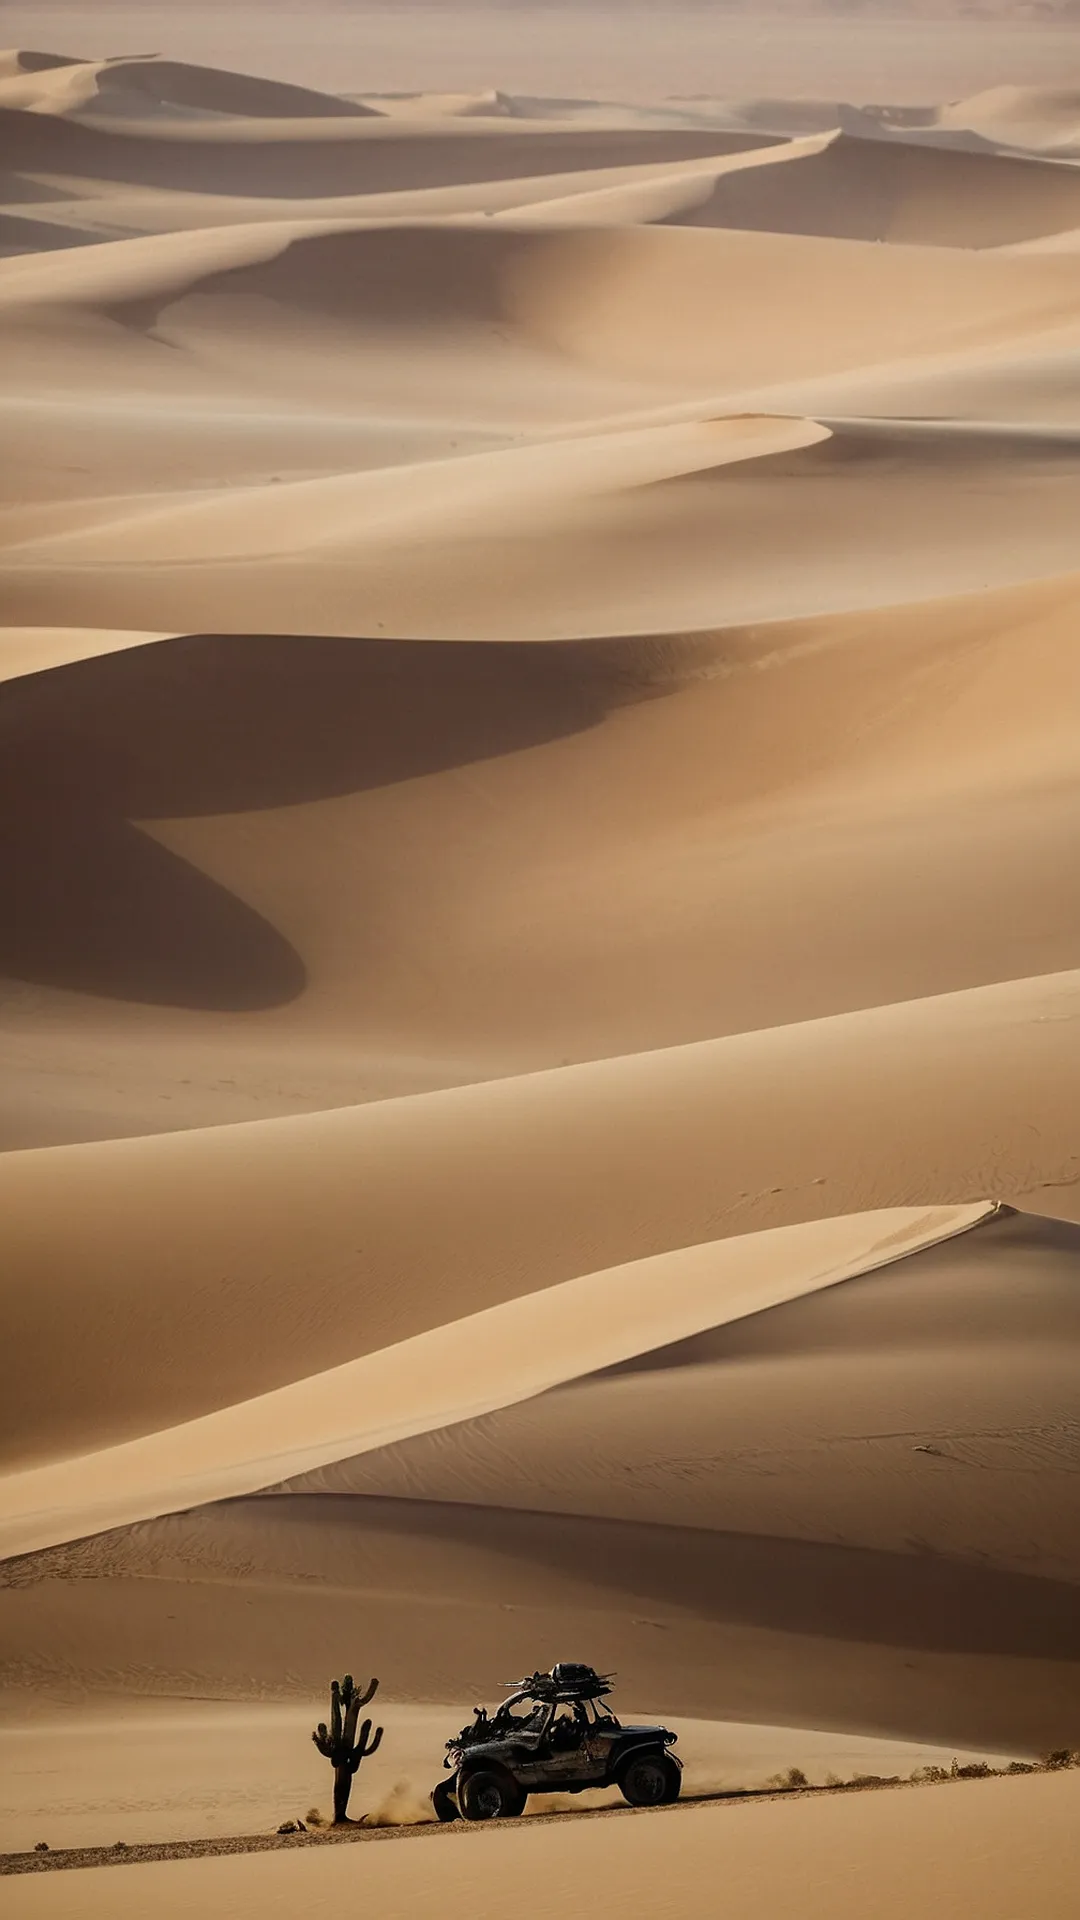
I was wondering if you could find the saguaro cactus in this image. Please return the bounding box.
[312,1673,384,1824]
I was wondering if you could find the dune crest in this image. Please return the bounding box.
[0,623,175,683]
[0,49,385,122]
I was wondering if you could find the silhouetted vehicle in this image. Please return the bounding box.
[431,1663,681,1821]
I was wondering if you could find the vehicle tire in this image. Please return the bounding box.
[458,1768,526,1821]
[431,1779,460,1823]
[618,1752,681,1808]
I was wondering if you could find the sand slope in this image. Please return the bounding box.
[5,1483,1079,1758]
[8,1772,1078,1920]
[655,132,1080,248]
[0,1205,993,1555]
[937,85,1080,158]
[6,961,1080,1463]
[2,567,1079,1145]
[0,1694,1016,1854]
[292,1208,1080,1583]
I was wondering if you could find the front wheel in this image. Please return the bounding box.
[618,1752,681,1808]
[458,1769,526,1821]
[431,1779,460,1823]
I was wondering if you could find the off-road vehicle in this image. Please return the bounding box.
[431,1663,681,1821]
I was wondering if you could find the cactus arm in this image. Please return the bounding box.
[330,1682,343,1745]
[357,1677,379,1708]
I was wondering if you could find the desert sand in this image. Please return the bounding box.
[5,1771,1080,1920]
[1,14,1079,1918]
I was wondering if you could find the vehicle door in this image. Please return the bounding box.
[537,1706,594,1784]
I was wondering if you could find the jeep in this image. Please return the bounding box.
[431,1662,682,1821]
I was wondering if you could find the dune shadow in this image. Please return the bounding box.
[595,1208,1080,1377]
[0,805,305,1011]
[0,108,769,200]
[326,1495,1080,1669]
[665,133,1080,248]
[0,630,656,1009]
[0,212,107,257]
[168,224,535,332]
[27,1492,1077,1747]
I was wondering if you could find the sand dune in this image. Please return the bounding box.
[3,36,1079,1916]
[18,135,941,255]
[0,1205,992,1557]
[5,1479,1079,1758]
[0,144,805,247]
[8,414,1080,635]
[1,414,835,566]
[938,85,1080,158]
[0,52,382,121]
[7,207,1080,369]
[295,1208,1080,1581]
[4,953,1078,1467]
[0,95,768,200]
[650,132,1080,248]
[2,565,1078,1133]
[4,216,1080,633]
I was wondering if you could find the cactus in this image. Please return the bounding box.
[312,1673,383,1824]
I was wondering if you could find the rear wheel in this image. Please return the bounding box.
[431,1779,460,1823]
[618,1752,681,1808]
[459,1768,526,1821]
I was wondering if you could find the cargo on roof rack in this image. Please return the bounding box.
[504,1663,615,1703]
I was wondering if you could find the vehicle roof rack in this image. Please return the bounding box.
[503,1664,615,1704]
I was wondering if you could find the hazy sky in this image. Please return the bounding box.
[1,5,1075,102]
